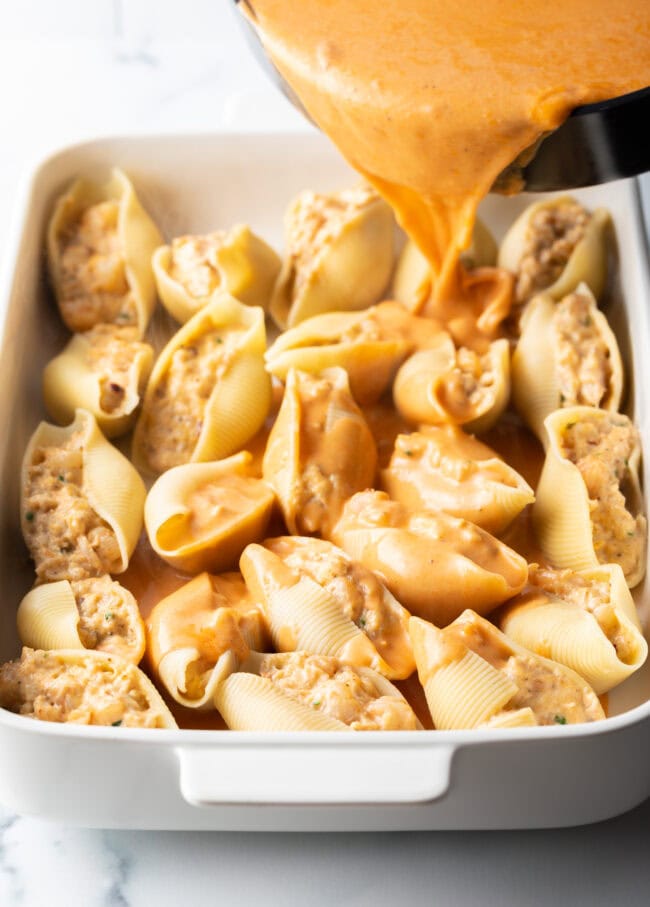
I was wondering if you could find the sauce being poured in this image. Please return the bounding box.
[245,0,649,332]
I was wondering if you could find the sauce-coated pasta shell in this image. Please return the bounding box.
[0,647,177,728]
[270,185,394,328]
[144,451,275,574]
[381,425,534,534]
[21,409,146,583]
[393,336,510,433]
[240,544,394,676]
[392,219,497,313]
[47,168,163,336]
[512,285,623,444]
[499,564,647,694]
[532,407,646,587]
[42,325,154,439]
[17,576,146,664]
[132,292,272,475]
[410,611,604,728]
[263,535,415,679]
[498,197,610,305]
[147,571,269,709]
[262,367,377,536]
[330,490,528,625]
[152,224,281,324]
[264,301,445,404]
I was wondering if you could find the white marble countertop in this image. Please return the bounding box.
[0,4,648,905]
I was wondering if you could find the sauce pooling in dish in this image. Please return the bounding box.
[246,0,650,328]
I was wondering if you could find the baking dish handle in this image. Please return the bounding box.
[176,740,455,806]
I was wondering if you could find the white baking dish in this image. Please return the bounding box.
[0,133,648,831]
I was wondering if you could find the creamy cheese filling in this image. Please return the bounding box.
[553,292,611,408]
[23,430,122,583]
[73,575,141,661]
[169,232,227,299]
[82,323,148,415]
[58,201,136,330]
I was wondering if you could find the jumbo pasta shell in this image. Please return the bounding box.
[498,198,610,304]
[17,576,146,664]
[21,409,146,581]
[499,564,647,694]
[240,544,392,675]
[381,425,534,534]
[393,337,510,433]
[262,367,377,535]
[512,286,623,444]
[0,647,177,728]
[42,325,154,438]
[532,407,646,586]
[264,535,415,680]
[144,451,275,573]
[152,224,281,324]
[132,292,272,475]
[47,168,163,336]
[331,491,528,625]
[270,185,394,329]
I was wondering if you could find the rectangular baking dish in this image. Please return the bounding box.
[0,133,648,831]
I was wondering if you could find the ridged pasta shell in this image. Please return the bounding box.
[147,571,269,708]
[132,292,272,475]
[17,576,146,664]
[47,167,163,336]
[479,708,538,728]
[264,301,444,404]
[381,425,534,534]
[21,409,146,582]
[264,535,415,680]
[512,285,623,444]
[393,337,510,433]
[410,611,604,727]
[330,490,528,625]
[262,367,377,535]
[213,671,350,731]
[240,544,393,675]
[499,564,647,694]
[235,650,420,730]
[392,219,497,313]
[532,407,646,587]
[498,198,610,304]
[270,185,394,329]
[42,325,154,439]
[0,647,177,728]
[144,451,275,573]
[152,224,281,324]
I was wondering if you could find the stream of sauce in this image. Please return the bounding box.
[246,0,649,336]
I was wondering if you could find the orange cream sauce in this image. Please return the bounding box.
[247,0,649,334]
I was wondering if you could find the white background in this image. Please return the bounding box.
[0,3,649,904]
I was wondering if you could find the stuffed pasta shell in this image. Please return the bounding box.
[381,425,534,534]
[21,409,145,584]
[214,651,419,731]
[43,324,154,439]
[393,336,510,433]
[330,490,528,625]
[241,538,414,679]
[47,168,162,336]
[410,611,604,728]
[533,407,646,587]
[144,451,275,574]
[152,225,281,324]
[265,301,445,404]
[147,572,269,709]
[512,285,623,443]
[270,184,394,328]
[498,564,647,694]
[0,647,177,728]
[17,575,145,664]
[262,367,377,536]
[132,292,271,474]
[498,197,610,307]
